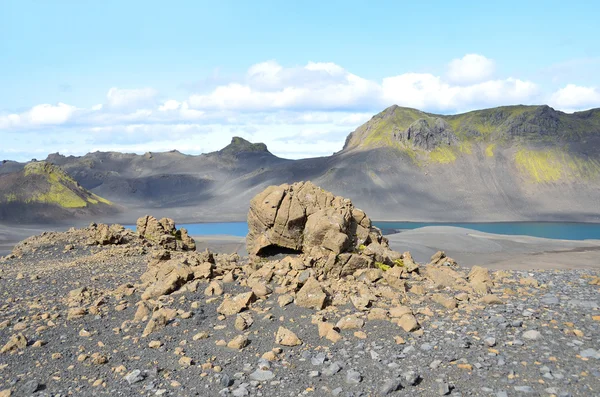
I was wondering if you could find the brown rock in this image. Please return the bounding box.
[481,294,504,305]
[275,326,302,346]
[295,277,327,310]
[468,266,493,295]
[246,182,391,278]
[367,308,388,321]
[389,306,412,318]
[1,334,27,354]
[317,322,336,338]
[217,292,255,316]
[350,295,371,311]
[204,281,224,296]
[336,315,364,330]
[227,335,249,350]
[396,314,420,332]
[234,313,254,331]
[432,293,458,309]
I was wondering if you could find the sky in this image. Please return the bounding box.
[1,0,599,161]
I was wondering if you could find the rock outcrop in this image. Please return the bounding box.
[246,181,405,278]
[136,215,196,251]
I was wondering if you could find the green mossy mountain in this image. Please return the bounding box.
[344,105,600,151]
[0,161,116,222]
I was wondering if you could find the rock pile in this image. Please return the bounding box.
[136,215,196,251]
[8,215,196,259]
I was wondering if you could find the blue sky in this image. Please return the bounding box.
[1,0,599,161]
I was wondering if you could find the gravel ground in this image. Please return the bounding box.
[0,232,599,397]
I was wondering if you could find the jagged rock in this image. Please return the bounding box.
[468,266,493,295]
[234,313,254,331]
[275,326,302,346]
[402,251,419,273]
[136,215,196,251]
[140,251,216,299]
[432,293,458,309]
[294,277,327,310]
[425,263,464,288]
[93,223,126,245]
[142,307,177,337]
[227,335,249,349]
[1,333,27,354]
[217,292,255,316]
[246,182,392,277]
[396,314,420,332]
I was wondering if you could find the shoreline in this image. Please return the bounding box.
[2,222,600,271]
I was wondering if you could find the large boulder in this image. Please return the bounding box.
[246,182,402,278]
[136,215,196,251]
[247,181,386,256]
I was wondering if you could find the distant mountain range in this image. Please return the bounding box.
[2,104,600,224]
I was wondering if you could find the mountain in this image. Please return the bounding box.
[2,105,600,224]
[0,161,117,223]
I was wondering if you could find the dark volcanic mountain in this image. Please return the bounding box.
[2,105,600,223]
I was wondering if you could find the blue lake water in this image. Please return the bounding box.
[128,221,600,241]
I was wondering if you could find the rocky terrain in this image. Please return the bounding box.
[1,183,599,396]
[2,105,600,223]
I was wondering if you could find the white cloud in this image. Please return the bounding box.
[447,54,495,84]
[3,56,598,162]
[159,99,181,111]
[549,84,600,112]
[106,87,158,109]
[0,102,77,129]
[382,74,537,112]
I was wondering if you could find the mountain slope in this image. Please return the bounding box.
[2,106,600,224]
[0,161,117,223]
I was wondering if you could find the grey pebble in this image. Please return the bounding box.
[346,369,362,385]
[124,370,145,385]
[249,369,275,382]
[379,378,402,395]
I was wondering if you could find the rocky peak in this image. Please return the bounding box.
[218,137,270,156]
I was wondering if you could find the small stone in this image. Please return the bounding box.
[0,333,27,353]
[346,369,362,384]
[249,369,275,382]
[380,378,403,395]
[217,292,255,316]
[397,314,419,332]
[125,369,145,385]
[403,371,420,386]
[275,326,302,346]
[522,330,542,340]
[235,313,254,331]
[323,362,343,376]
[336,315,364,330]
[20,380,40,395]
[277,294,294,307]
[193,331,210,341]
[438,382,451,395]
[294,277,327,310]
[179,356,193,367]
[227,335,249,350]
[484,337,496,347]
[149,340,163,348]
[514,385,534,393]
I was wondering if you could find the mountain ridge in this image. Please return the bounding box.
[1,104,600,224]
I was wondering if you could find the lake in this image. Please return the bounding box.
[129,221,600,241]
